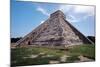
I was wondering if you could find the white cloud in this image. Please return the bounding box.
[58,5,95,23]
[40,20,44,24]
[36,7,49,16]
[74,5,95,16]
[59,5,95,15]
[66,15,80,23]
[59,5,74,13]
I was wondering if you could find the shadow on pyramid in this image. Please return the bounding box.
[16,10,94,48]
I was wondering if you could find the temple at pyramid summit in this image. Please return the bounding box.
[16,10,94,47]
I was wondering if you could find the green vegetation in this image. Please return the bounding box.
[66,55,80,63]
[68,44,95,59]
[11,44,95,66]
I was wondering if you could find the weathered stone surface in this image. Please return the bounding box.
[16,10,93,47]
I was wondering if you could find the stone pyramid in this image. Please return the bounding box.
[16,10,93,47]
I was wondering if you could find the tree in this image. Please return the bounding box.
[11,37,22,43]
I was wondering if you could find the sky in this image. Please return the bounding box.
[11,0,95,38]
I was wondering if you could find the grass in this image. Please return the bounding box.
[11,44,95,66]
[66,56,80,63]
[68,44,95,59]
[12,56,59,66]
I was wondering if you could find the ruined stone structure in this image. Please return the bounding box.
[16,10,93,47]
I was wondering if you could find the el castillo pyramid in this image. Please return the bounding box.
[16,10,93,47]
